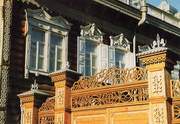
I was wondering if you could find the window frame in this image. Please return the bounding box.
[25,9,71,77]
[77,36,99,76]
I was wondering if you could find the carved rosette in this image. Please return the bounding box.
[149,71,165,97]
[150,104,167,124]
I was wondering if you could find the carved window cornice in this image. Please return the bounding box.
[109,33,130,51]
[27,9,72,31]
[80,23,104,42]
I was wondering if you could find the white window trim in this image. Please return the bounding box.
[24,9,71,78]
[77,36,100,76]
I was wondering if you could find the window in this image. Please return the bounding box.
[77,24,135,76]
[49,33,63,72]
[30,28,45,70]
[78,38,98,75]
[109,34,134,69]
[77,23,103,76]
[25,9,71,77]
[109,47,125,68]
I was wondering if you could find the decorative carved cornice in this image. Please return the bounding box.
[27,8,72,30]
[138,51,167,66]
[109,33,130,51]
[138,34,166,53]
[80,23,104,42]
[137,47,178,70]
[50,70,81,87]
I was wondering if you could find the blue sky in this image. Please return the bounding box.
[148,0,180,11]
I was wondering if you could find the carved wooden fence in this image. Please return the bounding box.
[71,67,148,110]
[38,97,55,124]
[72,67,147,90]
[171,80,180,124]
[37,67,148,123]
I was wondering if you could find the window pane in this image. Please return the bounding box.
[84,40,97,76]
[115,49,124,68]
[30,28,45,70]
[38,57,44,69]
[49,33,63,72]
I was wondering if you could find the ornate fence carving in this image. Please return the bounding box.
[174,104,180,120]
[171,80,180,123]
[71,82,148,110]
[171,80,180,97]
[38,97,55,124]
[72,67,147,90]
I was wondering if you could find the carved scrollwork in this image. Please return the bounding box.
[39,116,54,124]
[152,75,163,94]
[39,97,55,112]
[80,23,104,42]
[24,109,32,124]
[150,71,164,96]
[72,67,147,90]
[138,33,166,53]
[39,97,55,124]
[72,87,148,109]
[152,105,165,124]
[55,88,64,107]
[172,80,180,97]
[55,113,64,124]
[110,33,130,51]
[174,104,180,120]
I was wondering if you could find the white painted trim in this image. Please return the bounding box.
[77,37,80,73]
[25,9,71,76]
[46,30,51,72]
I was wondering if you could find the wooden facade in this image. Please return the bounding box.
[18,48,180,124]
[0,0,179,124]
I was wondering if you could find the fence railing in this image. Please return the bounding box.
[72,67,147,90]
[71,80,148,110]
[38,97,55,124]
[171,80,180,123]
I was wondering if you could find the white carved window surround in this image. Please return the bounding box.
[77,23,103,76]
[25,9,71,77]
[109,33,134,69]
[77,24,134,76]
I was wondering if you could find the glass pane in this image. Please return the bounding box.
[57,48,62,60]
[38,57,44,69]
[84,40,97,76]
[49,33,63,72]
[80,41,85,53]
[30,28,45,70]
[85,65,91,76]
[39,43,45,55]
[49,54,55,72]
[30,54,36,69]
[31,28,45,43]
[115,49,124,67]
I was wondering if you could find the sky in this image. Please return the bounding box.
[148,0,180,11]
